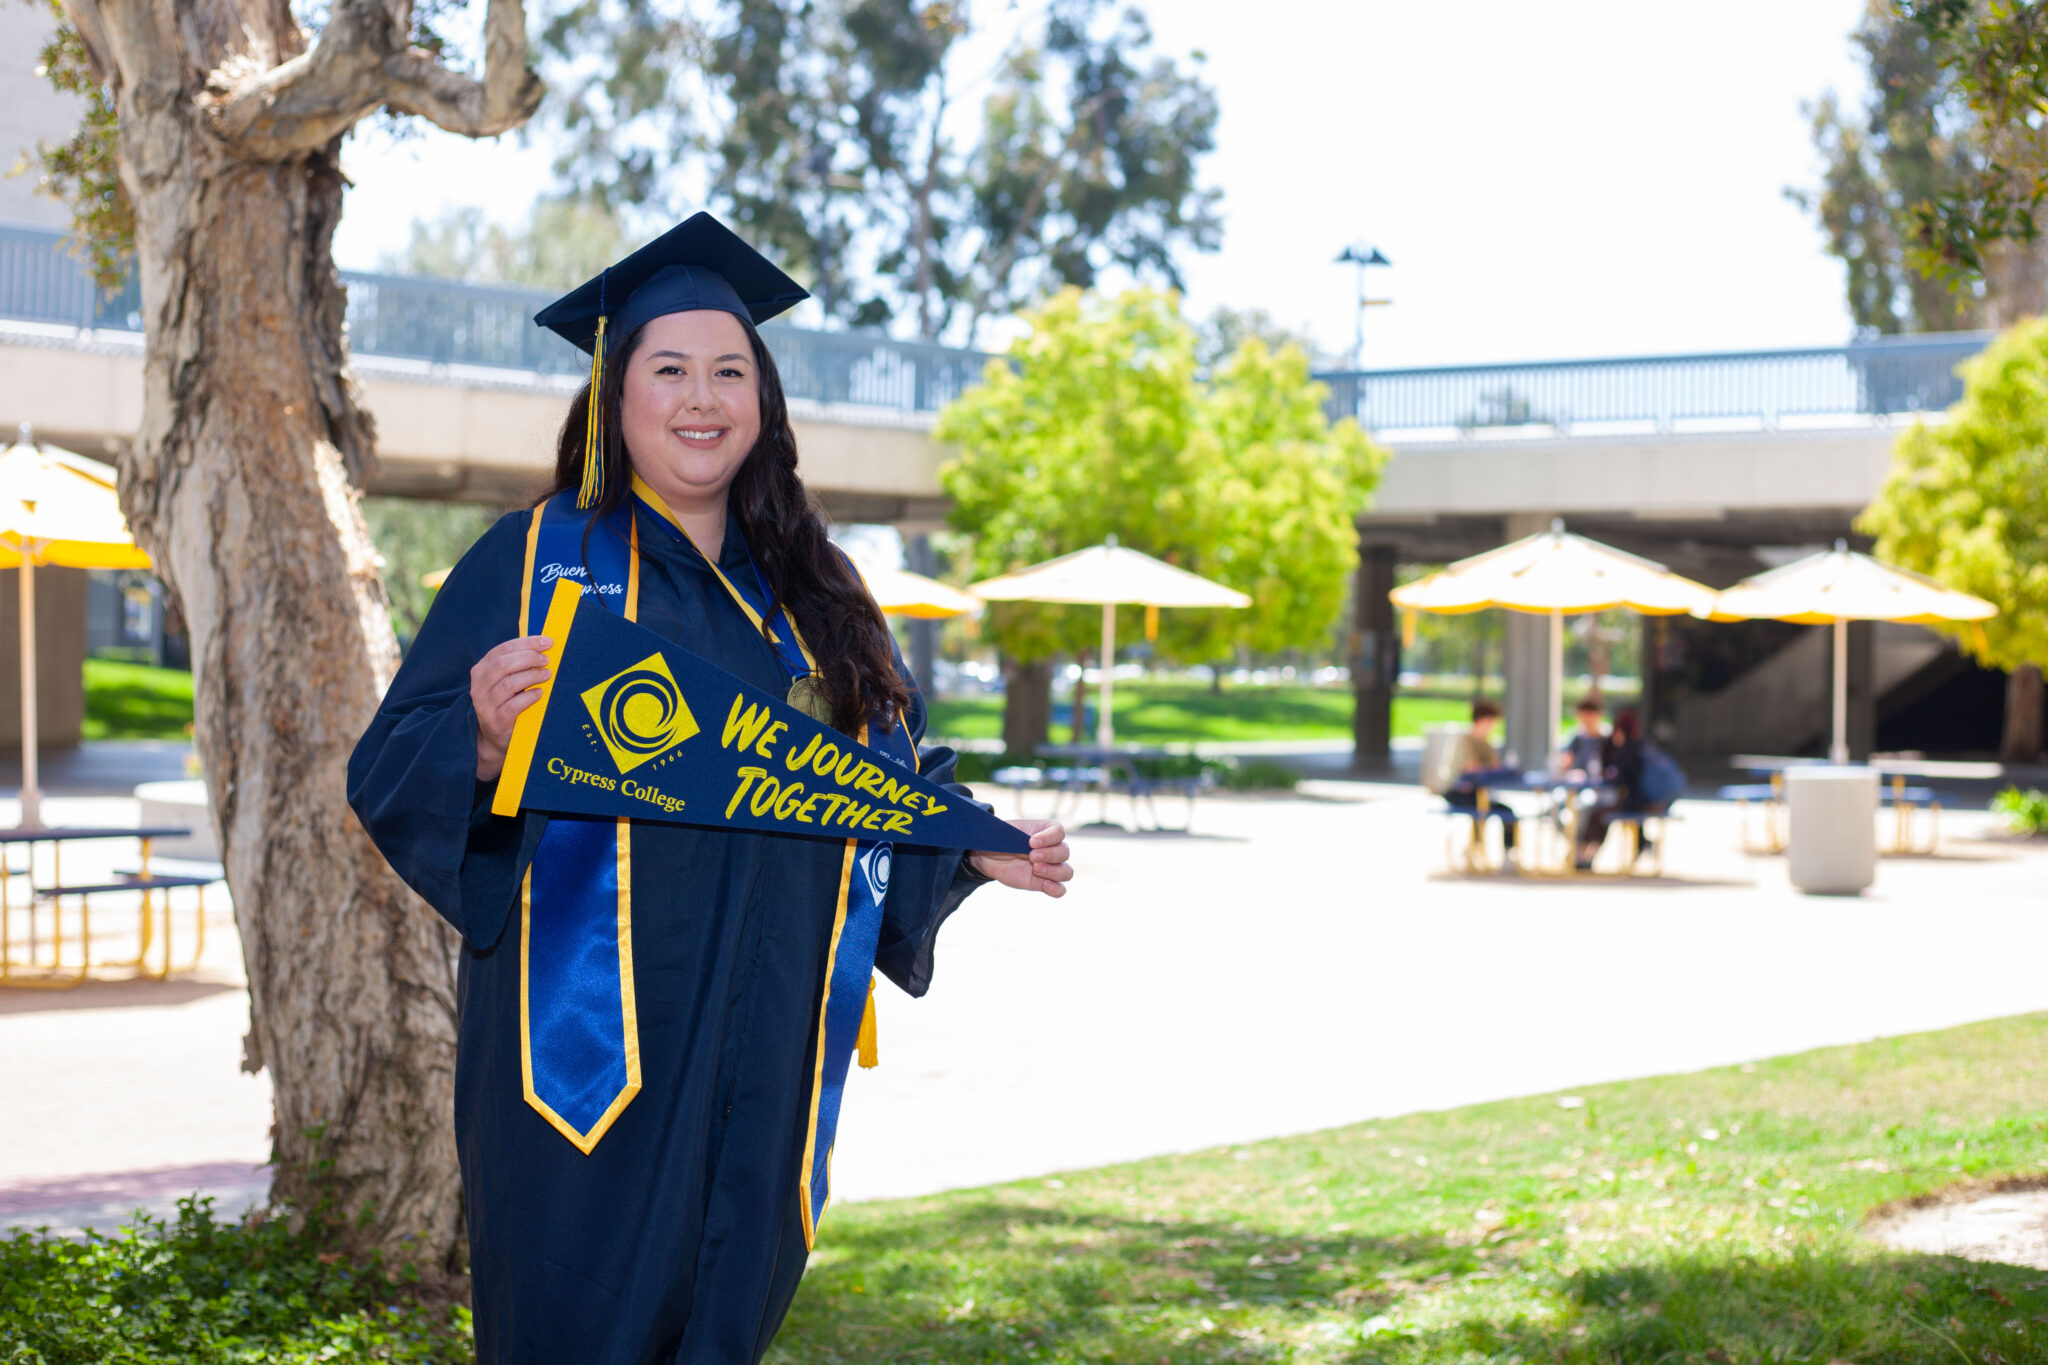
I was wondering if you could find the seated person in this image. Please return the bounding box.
[1557,694,1607,779]
[1445,700,1522,864]
[1577,707,1649,870]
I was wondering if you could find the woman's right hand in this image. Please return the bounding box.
[472,635,553,782]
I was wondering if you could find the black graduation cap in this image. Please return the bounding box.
[536,213,810,508]
[534,211,810,355]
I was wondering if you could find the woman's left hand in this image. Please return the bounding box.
[968,819,1072,897]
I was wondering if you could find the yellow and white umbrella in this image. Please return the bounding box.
[1702,541,1996,764]
[859,565,980,620]
[969,537,1250,747]
[0,438,153,827]
[1391,520,1716,768]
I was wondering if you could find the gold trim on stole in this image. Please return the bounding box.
[797,823,862,1250]
[514,510,644,1154]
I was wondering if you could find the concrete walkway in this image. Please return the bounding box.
[3,782,2045,1235]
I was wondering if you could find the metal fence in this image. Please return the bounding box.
[1313,333,1995,436]
[0,222,991,415]
[3,220,1997,431]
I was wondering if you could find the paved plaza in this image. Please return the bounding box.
[3,780,2045,1235]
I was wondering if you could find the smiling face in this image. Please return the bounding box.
[618,309,763,517]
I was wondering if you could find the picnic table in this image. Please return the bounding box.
[1002,744,1213,832]
[1726,756,1965,854]
[0,825,218,988]
[1450,773,1670,877]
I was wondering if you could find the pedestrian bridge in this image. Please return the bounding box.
[0,220,1991,553]
[1322,334,1990,579]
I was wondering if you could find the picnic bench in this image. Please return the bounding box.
[1726,758,1949,855]
[0,826,221,988]
[993,745,1214,832]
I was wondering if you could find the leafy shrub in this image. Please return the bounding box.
[1217,757,1299,791]
[0,1198,472,1363]
[1992,785,2048,835]
[950,750,1034,784]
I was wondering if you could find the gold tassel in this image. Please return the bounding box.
[577,315,608,509]
[1402,606,1417,649]
[856,976,879,1069]
[1145,604,1159,643]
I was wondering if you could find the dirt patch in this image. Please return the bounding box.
[1866,1177,2048,1269]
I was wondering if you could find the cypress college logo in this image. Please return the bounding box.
[581,652,701,773]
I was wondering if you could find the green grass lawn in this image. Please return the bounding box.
[771,1014,2048,1363]
[928,686,1476,745]
[82,658,194,741]
[6,1016,2044,1361]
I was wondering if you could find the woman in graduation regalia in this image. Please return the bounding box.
[347,213,1072,1364]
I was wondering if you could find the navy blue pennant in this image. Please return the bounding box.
[494,578,1028,854]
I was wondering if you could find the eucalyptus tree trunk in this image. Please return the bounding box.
[59,0,540,1269]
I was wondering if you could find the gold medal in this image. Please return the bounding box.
[786,675,831,724]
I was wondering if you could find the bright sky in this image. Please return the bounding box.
[332,0,1870,369]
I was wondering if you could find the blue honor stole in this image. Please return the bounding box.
[516,493,643,1153]
[629,483,904,1248]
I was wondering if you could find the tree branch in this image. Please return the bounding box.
[209,0,542,160]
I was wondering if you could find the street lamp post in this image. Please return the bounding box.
[1333,242,1391,369]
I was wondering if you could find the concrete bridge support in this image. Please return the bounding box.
[1499,513,1557,770]
[1350,543,1399,769]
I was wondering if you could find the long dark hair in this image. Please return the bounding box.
[546,316,911,735]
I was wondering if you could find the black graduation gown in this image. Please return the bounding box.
[347,505,985,1364]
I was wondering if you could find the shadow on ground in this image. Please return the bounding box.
[0,976,238,1016]
[772,1193,2048,1363]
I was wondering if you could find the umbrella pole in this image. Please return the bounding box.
[1097,602,1115,825]
[18,555,38,828]
[1547,608,1563,773]
[1830,616,1849,765]
[1098,602,1115,749]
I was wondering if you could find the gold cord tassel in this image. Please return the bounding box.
[577,315,608,508]
[856,976,879,1069]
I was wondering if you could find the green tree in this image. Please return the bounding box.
[380,193,634,288]
[1893,0,2048,283]
[360,498,500,641]
[1796,2,2048,305]
[1858,317,2048,759]
[937,289,1384,744]
[539,0,1220,342]
[1167,338,1385,665]
[1792,8,1993,331]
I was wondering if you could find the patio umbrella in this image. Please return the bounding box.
[1390,519,1716,769]
[968,537,1250,746]
[0,436,154,827]
[1702,541,1996,764]
[858,564,981,620]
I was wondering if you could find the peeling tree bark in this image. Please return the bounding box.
[58,0,541,1271]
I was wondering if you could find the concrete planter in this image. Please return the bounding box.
[1785,765,1877,895]
[133,779,215,861]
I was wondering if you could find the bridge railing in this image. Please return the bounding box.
[3,220,1997,432]
[0,222,991,415]
[1313,334,1994,438]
